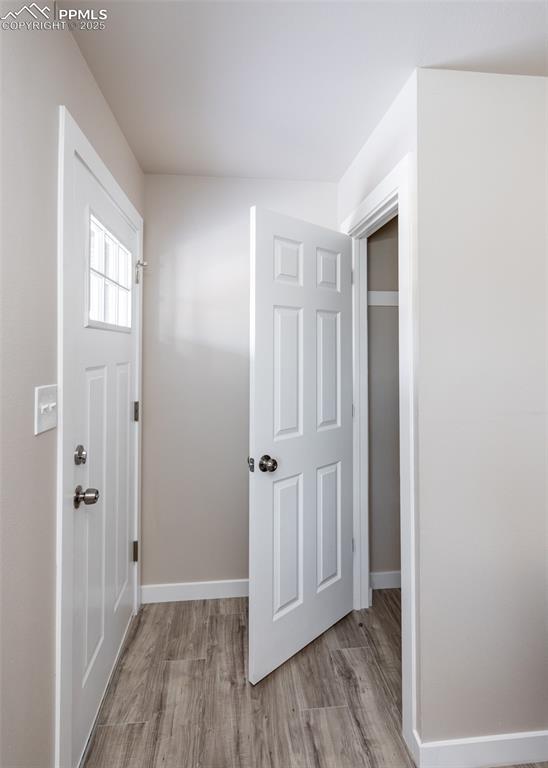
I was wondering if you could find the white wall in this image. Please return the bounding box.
[339,67,548,753]
[142,175,337,586]
[416,68,548,741]
[0,19,144,767]
[338,71,417,223]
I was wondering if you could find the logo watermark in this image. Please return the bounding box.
[1,2,108,30]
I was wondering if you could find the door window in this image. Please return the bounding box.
[88,215,132,329]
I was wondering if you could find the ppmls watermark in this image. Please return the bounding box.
[1,2,108,30]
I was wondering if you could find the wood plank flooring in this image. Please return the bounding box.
[82,590,544,768]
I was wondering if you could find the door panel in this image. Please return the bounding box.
[274,306,303,439]
[317,461,341,590]
[274,237,303,285]
[317,247,340,291]
[83,366,106,677]
[273,473,303,617]
[114,361,131,606]
[317,310,340,429]
[249,207,352,684]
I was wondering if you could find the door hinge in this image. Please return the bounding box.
[352,538,356,553]
[247,456,255,472]
[352,404,356,418]
[351,270,355,285]
[133,540,139,562]
[133,401,140,422]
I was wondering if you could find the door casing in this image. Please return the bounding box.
[342,155,419,763]
[55,106,144,768]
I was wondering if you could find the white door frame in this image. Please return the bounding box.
[341,154,419,762]
[55,106,143,768]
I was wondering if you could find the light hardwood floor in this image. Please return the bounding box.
[83,590,545,768]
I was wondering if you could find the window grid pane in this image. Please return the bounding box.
[104,280,118,325]
[88,215,132,330]
[118,288,130,328]
[89,271,104,322]
[118,246,131,289]
[90,220,104,272]
[105,234,118,282]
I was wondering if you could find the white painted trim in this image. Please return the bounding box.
[368,290,399,306]
[370,570,401,590]
[351,235,369,611]
[414,727,548,768]
[141,578,249,604]
[56,106,143,768]
[342,154,419,765]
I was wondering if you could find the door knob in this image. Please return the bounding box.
[74,485,99,509]
[258,455,278,473]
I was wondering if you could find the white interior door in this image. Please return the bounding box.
[249,206,353,683]
[57,109,142,768]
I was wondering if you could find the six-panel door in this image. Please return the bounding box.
[249,207,353,684]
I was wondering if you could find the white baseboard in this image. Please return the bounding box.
[415,727,548,768]
[370,570,401,590]
[141,578,249,604]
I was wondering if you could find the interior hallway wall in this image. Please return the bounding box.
[416,68,548,741]
[142,175,337,586]
[0,16,144,767]
[339,67,548,748]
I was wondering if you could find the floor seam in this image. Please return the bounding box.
[95,720,148,727]
[162,656,207,662]
[328,644,369,651]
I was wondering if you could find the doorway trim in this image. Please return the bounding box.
[341,154,419,763]
[55,106,144,768]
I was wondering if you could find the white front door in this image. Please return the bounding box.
[249,207,353,683]
[57,110,142,768]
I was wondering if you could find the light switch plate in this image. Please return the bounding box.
[34,384,58,435]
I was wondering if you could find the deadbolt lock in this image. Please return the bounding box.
[74,444,87,465]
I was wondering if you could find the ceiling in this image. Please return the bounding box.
[71,1,548,181]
